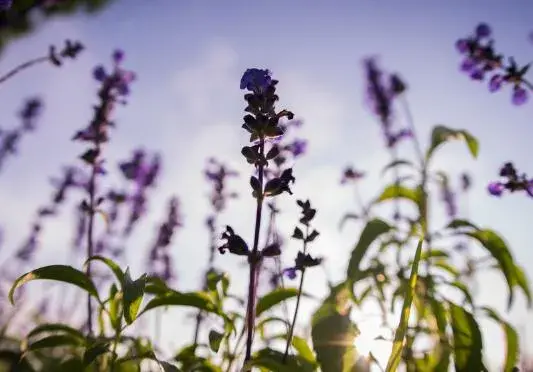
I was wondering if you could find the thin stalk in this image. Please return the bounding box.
[0,56,49,85]
[85,141,101,336]
[282,225,309,362]
[225,326,247,372]
[243,138,266,367]
[193,215,217,346]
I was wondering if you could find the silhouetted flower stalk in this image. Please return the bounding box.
[0,39,84,85]
[73,49,135,335]
[218,68,294,368]
[282,199,321,363]
[193,158,238,347]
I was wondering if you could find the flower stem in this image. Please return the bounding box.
[283,225,309,363]
[0,56,49,85]
[85,142,100,336]
[243,138,265,367]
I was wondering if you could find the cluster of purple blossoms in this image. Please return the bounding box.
[204,157,239,213]
[456,23,531,105]
[118,148,161,235]
[148,197,183,282]
[488,162,533,197]
[363,58,413,148]
[439,180,457,218]
[16,166,86,262]
[0,98,43,173]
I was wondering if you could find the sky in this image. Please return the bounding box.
[0,1,532,370]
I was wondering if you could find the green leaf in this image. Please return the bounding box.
[446,219,479,230]
[374,184,421,206]
[247,348,316,372]
[9,265,99,305]
[429,299,450,371]
[465,229,516,309]
[426,125,479,161]
[380,159,416,176]
[256,287,299,317]
[385,238,423,372]
[292,336,317,364]
[444,280,474,306]
[449,302,483,372]
[26,334,85,351]
[86,255,125,287]
[139,291,220,318]
[311,283,359,372]
[208,330,224,353]
[83,341,110,366]
[26,323,85,343]
[347,218,392,282]
[514,264,532,308]
[122,268,147,324]
[482,306,518,372]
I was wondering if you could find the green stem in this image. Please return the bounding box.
[282,225,309,363]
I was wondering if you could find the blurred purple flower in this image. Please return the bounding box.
[341,166,365,185]
[488,182,504,196]
[512,86,528,105]
[475,23,491,38]
[283,267,297,280]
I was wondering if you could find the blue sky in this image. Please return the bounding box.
[0,1,532,370]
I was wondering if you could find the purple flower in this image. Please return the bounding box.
[93,66,107,82]
[460,58,476,72]
[240,68,272,92]
[489,75,503,92]
[0,0,12,10]
[469,68,484,80]
[287,139,307,157]
[283,267,297,280]
[456,39,469,54]
[475,23,491,38]
[512,86,528,105]
[488,182,504,196]
[112,49,125,64]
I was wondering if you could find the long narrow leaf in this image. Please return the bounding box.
[385,238,423,372]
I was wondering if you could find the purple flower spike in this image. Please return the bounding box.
[475,23,491,38]
[112,49,125,64]
[488,182,504,196]
[93,65,107,82]
[489,75,503,92]
[512,86,528,105]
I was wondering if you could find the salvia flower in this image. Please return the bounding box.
[363,58,412,147]
[240,68,273,92]
[456,23,532,106]
[218,226,249,256]
[487,162,533,197]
